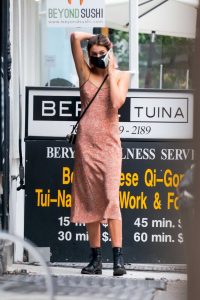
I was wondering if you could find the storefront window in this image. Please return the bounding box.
[37,0,194,89]
[109,29,129,71]
[39,0,88,87]
[139,34,195,89]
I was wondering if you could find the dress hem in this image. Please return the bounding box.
[70,216,122,224]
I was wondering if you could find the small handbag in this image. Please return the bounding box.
[66,74,108,145]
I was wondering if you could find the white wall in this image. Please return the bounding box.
[9,0,40,261]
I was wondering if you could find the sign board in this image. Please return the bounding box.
[25,87,194,140]
[47,0,105,28]
[24,140,194,263]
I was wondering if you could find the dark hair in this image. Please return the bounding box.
[87,34,112,54]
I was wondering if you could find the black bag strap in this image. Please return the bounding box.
[71,74,108,134]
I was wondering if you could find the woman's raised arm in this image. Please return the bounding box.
[107,53,130,109]
[70,32,94,85]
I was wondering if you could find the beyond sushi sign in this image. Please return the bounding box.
[47,0,105,27]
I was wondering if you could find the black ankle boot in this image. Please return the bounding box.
[113,247,126,276]
[81,247,102,275]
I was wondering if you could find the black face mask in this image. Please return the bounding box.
[90,54,108,69]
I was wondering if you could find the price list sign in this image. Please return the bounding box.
[25,140,193,263]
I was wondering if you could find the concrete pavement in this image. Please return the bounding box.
[0,263,187,300]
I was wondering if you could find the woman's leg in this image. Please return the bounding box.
[108,219,126,276]
[81,222,102,275]
[108,219,122,247]
[86,221,101,247]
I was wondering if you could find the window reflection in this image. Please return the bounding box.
[38,0,194,89]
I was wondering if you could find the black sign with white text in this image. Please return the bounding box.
[26,87,193,139]
[24,140,193,263]
[33,95,81,121]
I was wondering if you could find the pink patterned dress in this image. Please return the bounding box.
[70,77,122,223]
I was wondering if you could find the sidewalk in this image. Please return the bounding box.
[0,263,187,300]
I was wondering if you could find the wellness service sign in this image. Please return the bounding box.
[47,0,105,27]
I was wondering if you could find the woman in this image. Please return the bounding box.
[70,31,130,276]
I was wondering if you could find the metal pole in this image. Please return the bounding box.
[159,64,163,89]
[2,0,11,230]
[186,69,189,89]
[129,0,139,88]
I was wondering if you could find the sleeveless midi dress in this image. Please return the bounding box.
[70,77,122,224]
